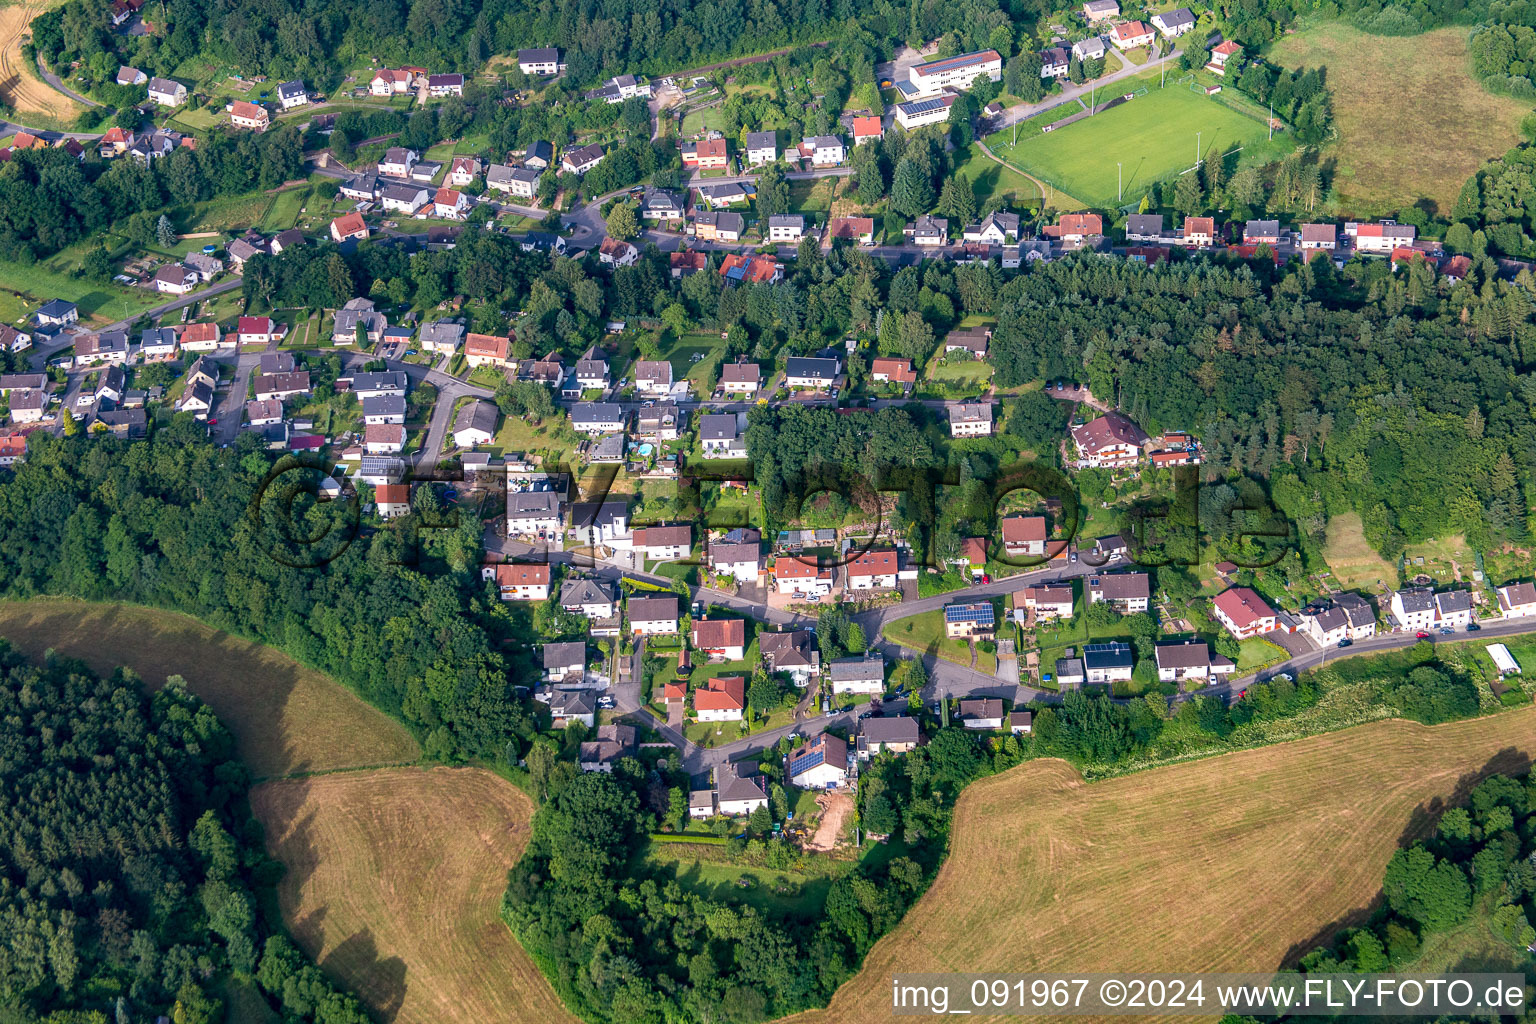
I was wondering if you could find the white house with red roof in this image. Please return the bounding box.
[1206,40,1242,75]
[693,676,746,722]
[774,556,833,596]
[1212,587,1278,639]
[236,316,273,346]
[1070,412,1149,468]
[1111,20,1154,47]
[846,548,899,590]
[490,562,551,601]
[433,188,468,220]
[1001,515,1048,558]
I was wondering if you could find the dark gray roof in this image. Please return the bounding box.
[860,716,919,745]
[716,763,767,803]
[1083,641,1133,671]
[627,594,678,621]
[699,413,739,440]
[560,577,614,606]
[829,654,883,681]
[507,491,561,518]
[1396,587,1435,613]
[745,131,777,149]
[1435,589,1473,613]
[785,356,838,379]
[572,401,623,425]
[452,399,498,436]
[1154,640,1213,669]
[1126,213,1164,235]
[543,641,586,670]
[361,394,406,418]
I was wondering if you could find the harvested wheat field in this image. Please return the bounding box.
[0,0,81,121]
[0,600,418,777]
[251,767,579,1024]
[796,706,1536,1024]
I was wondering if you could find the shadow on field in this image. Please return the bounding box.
[325,928,408,1023]
[1276,747,1533,968]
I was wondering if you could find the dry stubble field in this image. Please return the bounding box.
[1270,24,1527,215]
[795,705,1536,1024]
[0,600,419,777]
[0,0,82,121]
[250,767,580,1024]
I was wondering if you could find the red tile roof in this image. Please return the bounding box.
[495,562,551,586]
[376,483,410,504]
[1212,587,1274,629]
[852,115,882,139]
[692,618,745,649]
[847,548,898,577]
[1058,212,1103,236]
[1001,516,1047,544]
[693,676,746,712]
[871,357,916,382]
[237,316,272,335]
[465,333,510,360]
[331,211,367,238]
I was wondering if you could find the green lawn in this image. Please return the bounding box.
[647,848,837,919]
[982,75,1283,207]
[259,189,308,232]
[0,246,166,328]
[788,178,837,215]
[680,106,729,135]
[926,355,993,391]
[887,609,979,667]
[1236,636,1290,672]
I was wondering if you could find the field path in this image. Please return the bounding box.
[974,139,1087,211]
[251,767,581,1024]
[792,705,1536,1024]
[0,0,83,120]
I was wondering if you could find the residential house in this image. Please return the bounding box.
[268,228,304,256]
[903,49,1002,98]
[236,316,273,346]
[1055,655,1086,690]
[370,69,415,95]
[179,322,223,352]
[720,358,761,394]
[420,320,464,355]
[147,78,186,106]
[245,399,284,427]
[1213,586,1278,638]
[1039,46,1071,79]
[491,562,551,601]
[1070,411,1149,468]
[947,403,993,437]
[1072,36,1107,61]
[719,253,782,284]
[852,115,882,146]
[788,733,848,787]
[1023,583,1075,619]
[797,135,846,166]
[97,126,134,158]
[117,66,147,86]
[0,433,28,465]
[1389,587,1437,631]
[1001,516,1047,558]
[228,101,270,131]
[363,423,406,453]
[450,400,498,448]
[571,401,625,433]
[254,371,311,403]
[1206,39,1242,74]
[578,724,636,772]
[826,216,875,245]
[1084,641,1134,684]
[543,641,586,683]
[784,356,840,389]
[379,147,418,177]
[633,360,674,394]
[692,210,745,243]
[907,213,949,246]
[184,252,223,281]
[561,143,605,175]
[1083,0,1119,21]
[713,762,769,814]
[963,211,1021,245]
[380,184,430,215]
[445,157,481,187]
[463,332,511,368]
[1299,223,1337,250]
[1151,7,1195,35]
[1497,581,1536,618]
[871,357,917,386]
[560,578,618,620]
[945,600,995,639]
[759,629,819,685]
[846,547,899,590]
[1346,220,1416,253]
[276,80,308,108]
[640,188,685,223]
[895,94,957,128]
[487,164,539,199]
[0,373,45,395]
[745,131,778,165]
[628,594,679,635]
[1300,593,1378,646]
[333,297,387,345]
[696,180,754,208]
[767,214,804,243]
[1155,639,1234,683]
[1182,216,1216,247]
[517,48,563,75]
[547,689,596,729]
[1435,589,1475,629]
[857,716,920,759]
[598,236,639,267]
[635,523,692,562]
[74,332,129,367]
[8,385,50,424]
[699,413,746,457]
[681,138,728,170]
[1244,219,1282,246]
[1085,571,1150,614]
[574,353,610,391]
[505,490,563,537]
[569,500,632,548]
[1051,212,1103,243]
[432,188,468,220]
[370,482,410,518]
[1125,213,1165,243]
[360,395,406,426]
[94,364,126,405]
[829,654,884,694]
[693,617,746,661]
[330,211,369,243]
[151,264,197,295]
[34,299,78,327]
[773,555,834,596]
[709,535,761,582]
[427,73,464,96]
[1111,20,1154,47]
[138,327,177,359]
[959,698,1005,730]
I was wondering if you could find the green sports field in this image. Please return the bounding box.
[984,79,1281,207]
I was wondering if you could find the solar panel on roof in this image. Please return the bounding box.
[789,750,824,776]
[944,603,995,623]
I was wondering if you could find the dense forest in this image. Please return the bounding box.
[0,425,541,762]
[0,645,369,1024]
[507,633,1504,1024]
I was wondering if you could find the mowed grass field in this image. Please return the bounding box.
[1271,23,1528,215]
[0,600,418,777]
[983,80,1274,208]
[797,706,1536,1024]
[1322,511,1396,590]
[250,767,580,1024]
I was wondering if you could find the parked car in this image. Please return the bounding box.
[1415,631,1431,639]
[1439,627,1453,635]
[1336,638,1352,648]
[1467,622,1482,631]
